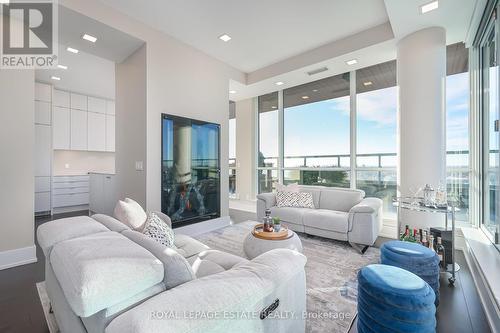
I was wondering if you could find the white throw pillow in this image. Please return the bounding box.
[276,191,314,209]
[142,212,176,248]
[276,183,299,193]
[113,198,147,231]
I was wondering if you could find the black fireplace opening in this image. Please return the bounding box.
[161,114,221,228]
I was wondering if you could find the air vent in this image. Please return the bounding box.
[307,67,328,76]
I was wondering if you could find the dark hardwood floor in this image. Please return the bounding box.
[349,250,492,333]
[0,213,493,333]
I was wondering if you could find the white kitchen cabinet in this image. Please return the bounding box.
[53,106,70,150]
[52,175,90,212]
[71,109,88,151]
[89,173,116,215]
[35,125,51,176]
[71,93,88,110]
[35,101,51,125]
[35,83,51,102]
[106,100,115,115]
[53,90,70,108]
[106,115,115,152]
[88,112,106,152]
[88,97,106,114]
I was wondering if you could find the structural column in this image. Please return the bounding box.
[397,27,447,231]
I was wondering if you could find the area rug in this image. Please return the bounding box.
[36,221,379,333]
[195,221,380,333]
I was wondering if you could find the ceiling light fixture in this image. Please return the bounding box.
[312,89,319,92]
[346,59,358,66]
[82,34,97,43]
[219,34,232,42]
[301,96,310,100]
[51,76,61,81]
[275,81,284,86]
[67,47,79,54]
[57,64,68,70]
[229,90,237,94]
[363,81,373,86]
[272,106,277,109]
[420,1,438,14]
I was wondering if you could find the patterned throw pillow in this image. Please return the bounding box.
[142,212,176,248]
[276,191,315,209]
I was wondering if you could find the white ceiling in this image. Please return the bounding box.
[97,0,390,72]
[59,5,144,63]
[94,0,478,100]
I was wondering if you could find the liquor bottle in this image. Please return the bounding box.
[428,235,435,252]
[422,230,428,247]
[418,229,423,244]
[413,229,419,243]
[436,237,446,269]
[401,225,410,241]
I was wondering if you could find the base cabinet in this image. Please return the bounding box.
[89,173,116,216]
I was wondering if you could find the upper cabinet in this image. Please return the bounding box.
[53,90,70,108]
[71,93,88,110]
[88,97,107,114]
[53,106,70,150]
[51,89,115,153]
[35,83,51,103]
[88,112,106,152]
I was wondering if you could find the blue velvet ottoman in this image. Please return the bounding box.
[380,240,441,306]
[357,264,436,333]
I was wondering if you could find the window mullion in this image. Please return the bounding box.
[350,70,357,189]
[278,89,284,184]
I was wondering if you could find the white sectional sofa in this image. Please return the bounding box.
[257,186,383,252]
[37,214,307,333]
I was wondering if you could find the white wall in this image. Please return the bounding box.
[235,98,257,201]
[115,45,147,207]
[0,70,36,261]
[61,0,245,218]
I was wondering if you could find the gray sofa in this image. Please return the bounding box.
[37,214,307,333]
[257,186,383,252]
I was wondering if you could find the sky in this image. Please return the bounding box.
[253,71,470,168]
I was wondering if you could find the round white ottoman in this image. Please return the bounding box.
[243,229,303,259]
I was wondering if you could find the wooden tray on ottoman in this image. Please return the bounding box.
[252,224,292,240]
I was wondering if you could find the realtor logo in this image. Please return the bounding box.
[1,0,58,68]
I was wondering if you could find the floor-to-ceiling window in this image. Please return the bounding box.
[479,12,500,241]
[283,73,351,188]
[356,61,397,218]
[257,92,279,193]
[229,101,237,197]
[446,43,470,222]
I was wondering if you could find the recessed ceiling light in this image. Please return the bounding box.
[219,34,232,42]
[82,34,97,43]
[346,59,358,66]
[363,81,373,86]
[301,96,310,100]
[421,1,438,14]
[275,81,284,86]
[51,76,61,81]
[57,64,68,70]
[272,106,277,109]
[229,90,237,94]
[67,47,79,54]
[312,89,319,92]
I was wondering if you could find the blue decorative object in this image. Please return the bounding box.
[358,264,436,333]
[380,240,441,306]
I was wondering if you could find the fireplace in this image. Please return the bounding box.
[161,114,221,227]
